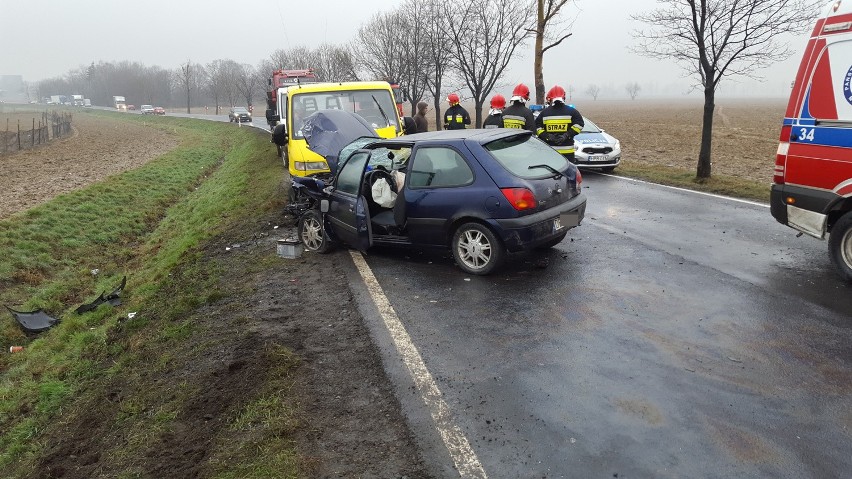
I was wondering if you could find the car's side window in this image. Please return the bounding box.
[336,152,369,195]
[409,147,473,188]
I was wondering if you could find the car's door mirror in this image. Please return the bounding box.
[320,199,329,213]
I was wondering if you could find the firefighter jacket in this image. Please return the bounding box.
[501,102,535,132]
[483,111,503,129]
[535,103,584,155]
[443,104,471,130]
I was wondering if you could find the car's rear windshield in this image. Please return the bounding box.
[484,134,568,179]
[233,108,248,113]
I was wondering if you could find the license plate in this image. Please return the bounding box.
[553,216,563,231]
[587,155,607,162]
[560,212,580,228]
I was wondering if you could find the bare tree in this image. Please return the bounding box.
[207,60,227,114]
[314,43,359,82]
[391,1,429,115]
[423,0,452,129]
[175,60,206,113]
[448,0,534,127]
[625,82,641,100]
[235,63,257,108]
[586,84,600,100]
[354,11,406,83]
[633,0,821,180]
[530,0,576,105]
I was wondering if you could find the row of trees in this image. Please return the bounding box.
[34,0,823,180]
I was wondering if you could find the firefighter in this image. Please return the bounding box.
[535,85,584,161]
[483,94,506,128]
[443,93,470,130]
[502,83,535,132]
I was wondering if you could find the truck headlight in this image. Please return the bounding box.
[294,161,329,171]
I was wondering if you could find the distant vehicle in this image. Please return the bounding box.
[771,0,852,282]
[229,106,252,123]
[153,106,165,115]
[113,96,127,111]
[140,104,155,114]
[127,105,136,111]
[571,117,621,172]
[83,99,91,107]
[71,94,84,106]
[50,95,65,105]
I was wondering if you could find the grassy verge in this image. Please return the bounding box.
[0,112,301,476]
[611,161,770,203]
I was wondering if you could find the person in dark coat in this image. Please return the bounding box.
[443,93,471,130]
[502,83,536,132]
[535,85,584,162]
[413,101,429,133]
[483,94,506,129]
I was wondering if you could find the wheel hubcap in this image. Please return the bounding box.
[458,230,491,270]
[842,227,852,269]
[302,217,323,250]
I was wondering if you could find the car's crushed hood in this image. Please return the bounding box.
[303,110,378,174]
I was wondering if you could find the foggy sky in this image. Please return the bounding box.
[0,0,816,99]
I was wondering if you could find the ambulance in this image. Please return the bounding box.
[771,0,852,281]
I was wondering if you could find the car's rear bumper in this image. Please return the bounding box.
[493,193,587,252]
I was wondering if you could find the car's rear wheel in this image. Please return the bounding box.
[452,223,504,275]
[534,231,568,250]
[298,209,333,254]
[828,211,852,282]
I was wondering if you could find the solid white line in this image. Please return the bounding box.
[349,251,487,479]
[595,172,770,208]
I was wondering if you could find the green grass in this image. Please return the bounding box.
[0,111,299,476]
[612,162,770,203]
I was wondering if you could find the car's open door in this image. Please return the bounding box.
[325,150,373,251]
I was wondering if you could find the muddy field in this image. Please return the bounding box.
[581,98,785,183]
[0,109,179,219]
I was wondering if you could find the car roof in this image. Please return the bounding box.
[232,107,248,110]
[377,128,532,147]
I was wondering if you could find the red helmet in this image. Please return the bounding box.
[447,93,460,105]
[511,84,530,102]
[546,85,566,104]
[490,94,506,109]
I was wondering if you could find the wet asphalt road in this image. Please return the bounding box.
[343,172,852,478]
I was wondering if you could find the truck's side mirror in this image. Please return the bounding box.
[266,109,280,123]
[272,123,288,146]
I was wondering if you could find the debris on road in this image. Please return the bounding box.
[75,276,127,314]
[6,307,61,334]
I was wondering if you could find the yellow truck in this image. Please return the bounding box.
[268,81,403,177]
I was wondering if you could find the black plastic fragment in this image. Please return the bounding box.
[6,306,61,334]
[75,276,127,314]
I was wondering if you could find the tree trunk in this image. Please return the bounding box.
[474,99,484,128]
[434,95,442,131]
[534,1,545,105]
[186,85,191,114]
[697,87,715,180]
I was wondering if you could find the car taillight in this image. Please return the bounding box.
[774,125,791,184]
[500,187,537,211]
[576,169,583,185]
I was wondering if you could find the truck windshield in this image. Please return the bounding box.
[291,89,397,139]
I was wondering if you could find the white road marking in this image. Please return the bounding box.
[595,173,770,208]
[349,251,487,478]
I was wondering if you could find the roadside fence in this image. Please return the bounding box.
[1,111,73,155]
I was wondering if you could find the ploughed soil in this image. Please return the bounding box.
[0,110,179,220]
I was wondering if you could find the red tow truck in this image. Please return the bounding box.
[771,0,852,281]
[265,69,319,127]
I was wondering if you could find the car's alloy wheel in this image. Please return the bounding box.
[452,223,504,275]
[298,210,332,253]
[829,211,852,282]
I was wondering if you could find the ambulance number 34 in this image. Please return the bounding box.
[797,128,815,141]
